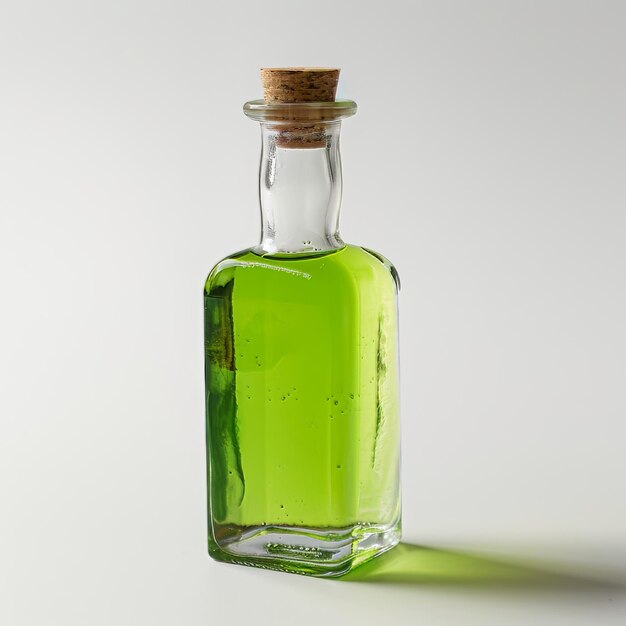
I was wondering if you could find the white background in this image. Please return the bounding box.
[1,1,625,624]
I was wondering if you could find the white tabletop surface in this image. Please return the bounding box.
[1,1,625,624]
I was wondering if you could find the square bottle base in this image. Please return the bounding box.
[208,521,401,577]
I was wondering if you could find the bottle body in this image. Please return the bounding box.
[205,244,401,576]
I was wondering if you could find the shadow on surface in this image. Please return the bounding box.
[341,542,626,593]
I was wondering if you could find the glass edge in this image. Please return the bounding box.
[244,99,357,111]
[243,99,358,122]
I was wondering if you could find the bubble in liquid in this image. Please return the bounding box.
[336,465,342,470]
[280,504,284,509]
[334,400,339,406]
[349,394,354,399]
[281,396,286,401]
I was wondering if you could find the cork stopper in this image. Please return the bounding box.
[260,68,340,103]
[260,67,341,148]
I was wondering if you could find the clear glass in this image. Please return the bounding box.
[204,100,401,576]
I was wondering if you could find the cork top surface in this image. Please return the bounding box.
[261,68,340,103]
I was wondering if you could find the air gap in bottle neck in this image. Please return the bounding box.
[243,68,357,256]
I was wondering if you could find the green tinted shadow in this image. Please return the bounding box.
[341,542,625,593]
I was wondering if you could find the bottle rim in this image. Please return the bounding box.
[243,99,357,123]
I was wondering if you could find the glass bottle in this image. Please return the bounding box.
[204,69,401,576]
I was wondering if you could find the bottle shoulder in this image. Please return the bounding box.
[353,245,401,291]
[204,248,253,293]
[204,244,400,294]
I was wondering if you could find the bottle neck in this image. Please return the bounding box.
[255,122,344,255]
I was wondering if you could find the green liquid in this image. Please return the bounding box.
[205,244,401,575]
